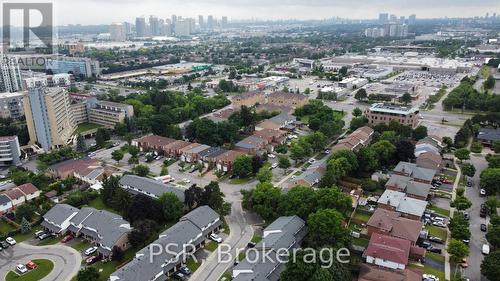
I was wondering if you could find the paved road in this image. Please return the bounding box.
[0,242,82,281]
[463,155,490,281]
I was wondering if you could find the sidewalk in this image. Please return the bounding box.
[444,157,461,281]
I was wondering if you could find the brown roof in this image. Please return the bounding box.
[50,158,100,175]
[180,143,201,153]
[164,140,191,151]
[45,190,57,198]
[410,245,426,258]
[363,234,411,265]
[16,183,39,195]
[0,136,17,141]
[367,209,400,232]
[255,104,293,114]
[234,91,264,101]
[256,120,281,130]
[4,188,25,200]
[367,209,423,243]
[358,264,422,281]
[253,129,287,142]
[268,91,308,100]
[417,152,442,165]
[136,134,175,147]
[216,150,245,162]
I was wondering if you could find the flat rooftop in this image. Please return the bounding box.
[369,103,419,115]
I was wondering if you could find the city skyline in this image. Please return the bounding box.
[51,0,500,25]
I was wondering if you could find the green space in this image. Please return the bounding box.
[37,236,60,246]
[6,259,54,281]
[422,266,445,281]
[426,225,448,242]
[352,237,369,248]
[74,122,103,135]
[428,205,450,218]
[352,210,371,223]
[218,272,232,281]
[237,251,246,262]
[426,252,445,264]
[12,225,42,243]
[229,177,254,185]
[0,220,17,234]
[185,257,201,272]
[205,241,219,252]
[91,248,136,281]
[71,240,90,252]
[251,235,262,244]
[85,197,120,215]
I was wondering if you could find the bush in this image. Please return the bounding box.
[471,142,483,153]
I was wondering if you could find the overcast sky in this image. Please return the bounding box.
[50,0,500,25]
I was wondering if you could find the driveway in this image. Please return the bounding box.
[0,242,82,281]
[462,155,490,281]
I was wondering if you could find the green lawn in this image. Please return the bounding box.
[423,265,446,281]
[426,252,445,264]
[251,235,262,244]
[71,240,90,252]
[352,237,369,248]
[426,225,448,242]
[74,122,103,135]
[37,236,60,246]
[12,225,41,243]
[429,205,450,218]
[91,249,136,281]
[218,272,232,281]
[6,259,54,281]
[352,210,371,223]
[0,220,17,235]
[229,177,254,185]
[185,257,201,272]
[85,198,120,215]
[205,241,219,252]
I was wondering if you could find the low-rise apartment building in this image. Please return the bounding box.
[0,136,21,167]
[267,91,308,109]
[119,175,185,202]
[365,103,420,128]
[233,91,265,107]
[0,91,25,119]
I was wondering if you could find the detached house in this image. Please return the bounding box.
[4,188,26,208]
[367,208,424,246]
[358,264,422,281]
[333,126,374,152]
[215,150,245,172]
[16,183,41,201]
[133,134,176,154]
[235,136,270,154]
[377,189,427,220]
[0,194,13,215]
[393,162,436,184]
[363,234,411,270]
[385,174,432,201]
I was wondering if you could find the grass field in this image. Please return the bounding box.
[229,177,254,185]
[91,249,136,281]
[74,122,103,135]
[71,240,90,252]
[85,198,120,215]
[429,205,450,217]
[12,225,41,243]
[185,257,201,272]
[205,241,219,252]
[218,272,232,281]
[426,252,445,264]
[251,235,262,243]
[352,237,369,248]
[0,220,17,235]
[6,259,54,281]
[426,225,448,242]
[37,236,60,246]
[352,210,371,223]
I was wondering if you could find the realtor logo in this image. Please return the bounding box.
[2,2,53,53]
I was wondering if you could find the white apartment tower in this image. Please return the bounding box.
[0,55,23,93]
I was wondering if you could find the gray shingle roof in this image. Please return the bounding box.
[394,162,436,182]
[43,203,79,226]
[0,194,11,205]
[119,175,185,202]
[268,113,296,126]
[180,205,222,235]
[478,128,500,142]
[198,146,227,158]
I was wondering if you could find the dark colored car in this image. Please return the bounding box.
[420,241,432,249]
[247,242,257,248]
[179,266,191,275]
[172,272,187,280]
[0,241,9,249]
[481,224,487,232]
[428,236,444,244]
[428,247,442,254]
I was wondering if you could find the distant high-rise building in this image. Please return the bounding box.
[365,27,385,38]
[174,19,191,37]
[109,23,127,41]
[23,85,76,151]
[0,55,23,93]
[198,15,204,29]
[390,14,397,22]
[123,22,133,36]
[135,17,147,37]
[408,14,417,25]
[379,13,389,23]
[207,15,214,29]
[149,16,161,36]
[384,24,408,37]
[221,16,228,28]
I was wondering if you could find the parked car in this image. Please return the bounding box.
[432,221,447,228]
[428,236,444,244]
[480,189,487,196]
[182,178,191,183]
[247,242,257,248]
[462,239,470,245]
[179,266,191,275]
[61,235,74,243]
[466,181,473,187]
[86,255,101,265]
[423,273,440,281]
[481,224,487,232]
[38,232,54,240]
[428,246,442,254]
[483,244,490,255]
[172,272,187,280]
[267,154,276,159]
[420,241,432,249]
[308,158,316,164]
[34,231,44,239]
[460,258,469,268]
[0,240,9,249]
[271,163,278,169]
[210,233,223,243]
[26,261,37,270]
[6,237,16,246]
[463,212,469,220]
[84,246,98,256]
[16,264,28,274]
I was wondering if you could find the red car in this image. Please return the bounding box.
[26,261,37,270]
[61,235,74,243]
[86,255,101,265]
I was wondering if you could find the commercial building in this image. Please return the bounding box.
[46,57,100,78]
[109,23,127,41]
[109,206,222,281]
[24,86,76,151]
[232,216,307,281]
[0,136,21,167]
[0,91,25,119]
[364,103,420,128]
[0,55,23,93]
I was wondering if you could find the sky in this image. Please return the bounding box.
[34,0,500,25]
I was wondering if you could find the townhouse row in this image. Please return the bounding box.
[0,183,41,215]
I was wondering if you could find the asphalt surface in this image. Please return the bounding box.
[0,242,82,281]
[463,155,490,281]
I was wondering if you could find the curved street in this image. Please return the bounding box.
[0,242,82,281]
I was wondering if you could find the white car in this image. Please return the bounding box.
[308,158,316,164]
[423,274,439,281]
[271,163,278,169]
[210,233,223,243]
[84,246,98,256]
[183,178,191,183]
[16,264,28,274]
[480,189,487,196]
[482,244,490,255]
[267,154,276,159]
[6,237,16,246]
